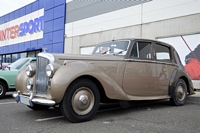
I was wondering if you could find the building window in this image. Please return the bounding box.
[36,50,41,56]
[12,53,19,63]
[28,51,35,57]
[2,55,6,63]
[5,54,11,63]
[20,52,27,58]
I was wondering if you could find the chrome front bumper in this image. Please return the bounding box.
[13,91,56,107]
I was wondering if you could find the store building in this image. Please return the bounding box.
[0,0,66,67]
[1,0,200,68]
[65,0,200,57]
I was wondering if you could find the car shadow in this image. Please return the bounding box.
[12,97,200,123]
[17,99,171,122]
[1,93,14,100]
[95,99,183,121]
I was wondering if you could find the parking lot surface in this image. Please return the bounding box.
[0,92,200,133]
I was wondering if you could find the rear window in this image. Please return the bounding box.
[154,43,171,62]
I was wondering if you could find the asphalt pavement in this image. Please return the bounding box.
[0,92,200,133]
[192,90,200,97]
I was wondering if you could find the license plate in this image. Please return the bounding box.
[18,95,30,106]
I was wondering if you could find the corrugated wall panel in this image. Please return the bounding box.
[66,0,151,23]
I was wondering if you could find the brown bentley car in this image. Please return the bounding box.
[13,38,195,123]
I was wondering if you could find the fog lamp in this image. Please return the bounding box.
[26,79,33,90]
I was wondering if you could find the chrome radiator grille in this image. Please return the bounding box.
[35,56,50,94]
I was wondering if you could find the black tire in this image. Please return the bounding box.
[60,78,100,123]
[27,104,50,110]
[0,81,7,99]
[170,79,187,106]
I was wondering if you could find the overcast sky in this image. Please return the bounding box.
[0,0,36,17]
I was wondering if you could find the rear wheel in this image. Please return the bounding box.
[60,78,100,123]
[0,81,7,99]
[170,79,187,106]
[27,104,50,110]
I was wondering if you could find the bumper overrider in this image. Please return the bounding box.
[12,91,56,107]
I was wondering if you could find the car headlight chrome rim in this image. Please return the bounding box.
[26,79,33,90]
[46,64,54,77]
[26,65,33,77]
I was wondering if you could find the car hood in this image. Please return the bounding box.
[38,53,125,64]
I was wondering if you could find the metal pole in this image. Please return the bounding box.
[181,35,199,62]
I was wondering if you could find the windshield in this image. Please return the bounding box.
[92,40,130,55]
[9,58,30,70]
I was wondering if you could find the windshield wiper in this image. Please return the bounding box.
[114,49,127,56]
[101,48,111,55]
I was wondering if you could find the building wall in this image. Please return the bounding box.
[65,0,200,54]
[0,0,66,54]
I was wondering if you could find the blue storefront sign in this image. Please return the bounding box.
[0,0,66,54]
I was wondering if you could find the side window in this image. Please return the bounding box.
[154,43,171,62]
[130,42,152,59]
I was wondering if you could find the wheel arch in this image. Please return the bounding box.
[67,75,113,103]
[0,78,8,91]
[169,76,189,97]
[179,76,189,93]
[168,68,190,97]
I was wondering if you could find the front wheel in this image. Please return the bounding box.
[170,79,187,106]
[0,81,7,99]
[60,78,100,123]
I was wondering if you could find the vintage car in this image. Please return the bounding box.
[0,58,36,99]
[13,38,195,123]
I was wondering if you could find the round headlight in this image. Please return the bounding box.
[46,64,54,77]
[26,65,33,77]
[26,79,33,90]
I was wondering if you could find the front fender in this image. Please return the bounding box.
[0,70,18,89]
[50,61,129,103]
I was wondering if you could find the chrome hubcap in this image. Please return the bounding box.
[176,85,186,101]
[0,85,3,95]
[72,87,94,115]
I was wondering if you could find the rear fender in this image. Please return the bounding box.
[168,68,193,97]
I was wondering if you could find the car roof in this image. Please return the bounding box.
[100,38,175,50]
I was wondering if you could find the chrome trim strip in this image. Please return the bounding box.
[136,42,139,58]
[124,59,177,66]
[127,94,170,100]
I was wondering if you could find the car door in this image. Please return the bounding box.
[123,41,158,96]
[153,42,175,95]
